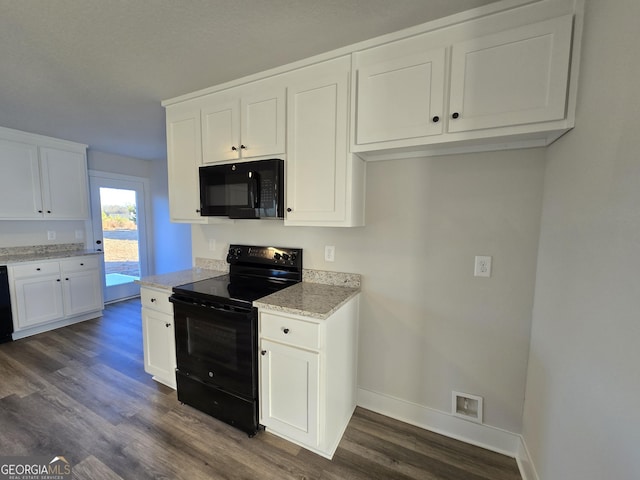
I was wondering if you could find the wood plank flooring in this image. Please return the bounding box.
[0,299,521,480]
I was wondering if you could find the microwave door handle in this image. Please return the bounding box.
[248,171,260,208]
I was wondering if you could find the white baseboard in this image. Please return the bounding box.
[516,435,539,480]
[356,387,536,479]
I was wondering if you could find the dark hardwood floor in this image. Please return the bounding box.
[0,299,521,480]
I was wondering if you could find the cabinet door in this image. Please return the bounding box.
[62,269,103,317]
[260,339,319,447]
[356,49,446,145]
[448,15,573,133]
[142,307,177,388]
[166,103,206,223]
[202,98,240,163]
[285,58,350,224]
[0,138,43,219]
[240,88,286,158]
[40,147,89,219]
[14,275,64,329]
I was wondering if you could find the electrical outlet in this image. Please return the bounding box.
[324,245,335,262]
[47,230,56,241]
[474,255,492,277]
[75,230,84,240]
[209,238,216,251]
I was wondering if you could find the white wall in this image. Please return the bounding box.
[0,220,85,248]
[523,1,640,478]
[192,148,545,434]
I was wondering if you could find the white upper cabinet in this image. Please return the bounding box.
[40,147,89,219]
[352,0,581,159]
[284,56,365,227]
[201,86,285,164]
[166,101,206,223]
[0,138,42,219]
[356,48,446,145]
[448,15,573,133]
[0,127,89,220]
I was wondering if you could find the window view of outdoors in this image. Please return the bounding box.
[100,187,140,287]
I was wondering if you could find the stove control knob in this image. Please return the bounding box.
[290,253,297,262]
[282,253,290,261]
[274,253,282,260]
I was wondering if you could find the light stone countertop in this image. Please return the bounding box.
[0,249,102,264]
[137,263,361,319]
[136,268,227,292]
[253,282,360,320]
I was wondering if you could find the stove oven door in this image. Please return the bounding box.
[171,295,257,400]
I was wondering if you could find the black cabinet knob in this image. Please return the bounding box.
[47,210,51,214]
[240,144,246,149]
[80,263,84,266]
[96,240,102,245]
[196,209,201,213]
[36,268,41,271]
[165,323,171,328]
[231,146,237,151]
[452,112,460,119]
[38,210,43,213]
[65,278,69,281]
[432,115,440,123]
[286,208,292,212]
[283,328,290,334]
[56,279,61,282]
[261,350,267,356]
[150,298,156,303]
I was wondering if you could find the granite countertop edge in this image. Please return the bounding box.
[137,266,361,319]
[253,283,361,320]
[0,249,103,264]
[136,268,227,291]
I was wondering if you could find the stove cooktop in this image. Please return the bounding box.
[172,274,292,309]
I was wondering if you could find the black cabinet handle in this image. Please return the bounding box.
[261,350,267,356]
[80,263,84,266]
[165,323,171,328]
[286,208,292,213]
[231,146,237,151]
[38,210,43,213]
[196,209,201,213]
[150,298,156,303]
[240,144,246,150]
[65,278,69,281]
[283,328,290,334]
[96,240,102,245]
[47,210,51,214]
[56,279,61,282]
[36,268,41,271]
[432,115,440,123]
[452,112,460,119]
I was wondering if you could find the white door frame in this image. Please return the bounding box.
[88,170,152,303]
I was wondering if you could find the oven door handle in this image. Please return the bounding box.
[169,295,251,314]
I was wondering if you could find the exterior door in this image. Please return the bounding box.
[89,172,149,303]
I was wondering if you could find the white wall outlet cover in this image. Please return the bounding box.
[47,230,56,241]
[325,245,335,262]
[75,230,84,240]
[209,238,217,251]
[474,255,492,277]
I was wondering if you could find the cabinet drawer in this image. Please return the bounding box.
[11,261,60,279]
[140,287,173,315]
[261,312,319,350]
[60,255,100,273]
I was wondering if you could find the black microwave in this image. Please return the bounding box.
[199,159,284,219]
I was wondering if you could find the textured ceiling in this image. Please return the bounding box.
[0,0,499,160]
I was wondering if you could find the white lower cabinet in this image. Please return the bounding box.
[9,255,103,338]
[258,294,359,458]
[140,286,176,389]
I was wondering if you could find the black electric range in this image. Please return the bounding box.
[169,244,302,436]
